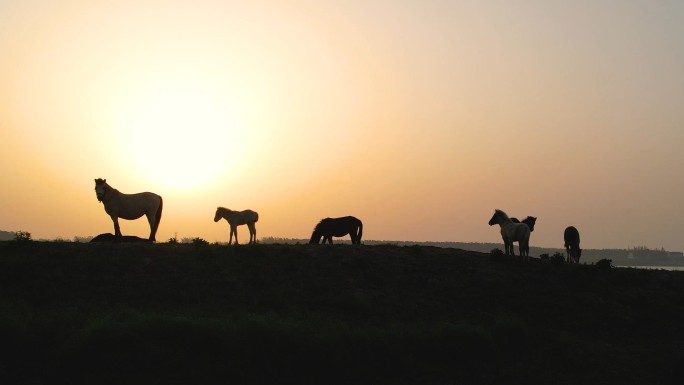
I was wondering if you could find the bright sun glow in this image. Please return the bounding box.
[121,83,244,192]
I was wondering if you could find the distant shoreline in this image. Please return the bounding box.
[619,265,684,271]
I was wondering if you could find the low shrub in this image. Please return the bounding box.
[596,259,613,272]
[14,231,32,242]
[550,252,566,265]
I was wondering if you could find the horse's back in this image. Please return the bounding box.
[340,216,361,226]
[222,209,258,225]
[329,216,361,227]
[114,191,161,220]
[317,216,361,235]
[564,226,580,247]
[246,209,258,222]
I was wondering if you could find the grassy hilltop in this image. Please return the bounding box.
[1,241,683,385]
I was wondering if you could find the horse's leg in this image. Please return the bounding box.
[521,242,526,261]
[248,222,256,244]
[233,226,239,245]
[146,213,157,242]
[228,225,234,245]
[111,216,122,237]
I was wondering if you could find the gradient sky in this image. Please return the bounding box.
[1,0,683,251]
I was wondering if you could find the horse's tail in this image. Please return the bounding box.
[155,195,163,230]
[356,219,363,244]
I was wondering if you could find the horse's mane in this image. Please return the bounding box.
[217,206,231,213]
[313,218,329,231]
[494,209,510,221]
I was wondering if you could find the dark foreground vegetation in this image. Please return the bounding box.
[1,242,683,385]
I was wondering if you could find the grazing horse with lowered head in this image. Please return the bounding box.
[511,216,537,232]
[488,209,531,259]
[94,178,163,241]
[564,226,581,263]
[214,207,259,244]
[310,216,363,244]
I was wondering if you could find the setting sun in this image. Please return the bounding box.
[117,80,243,192]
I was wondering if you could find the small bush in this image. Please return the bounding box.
[490,248,506,262]
[191,237,209,246]
[596,259,613,272]
[550,252,565,264]
[539,253,549,260]
[14,231,32,242]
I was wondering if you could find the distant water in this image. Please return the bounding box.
[619,265,684,271]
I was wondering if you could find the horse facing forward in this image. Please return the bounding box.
[564,226,581,263]
[488,209,531,259]
[94,178,163,241]
[214,207,259,244]
[309,216,363,244]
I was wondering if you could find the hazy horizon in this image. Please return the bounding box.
[2,0,683,251]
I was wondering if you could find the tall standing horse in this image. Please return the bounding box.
[488,209,531,259]
[214,207,259,244]
[94,178,163,242]
[564,226,581,263]
[309,216,363,244]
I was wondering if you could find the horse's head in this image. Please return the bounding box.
[309,231,322,244]
[213,207,222,222]
[522,216,537,231]
[488,209,506,226]
[94,178,107,202]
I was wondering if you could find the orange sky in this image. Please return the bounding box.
[1,0,683,251]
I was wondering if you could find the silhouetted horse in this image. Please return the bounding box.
[564,226,581,263]
[309,216,363,244]
[214,207,259,244]
[511,216,537,231]
[94,179,163,241]
[489,209,531,260]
